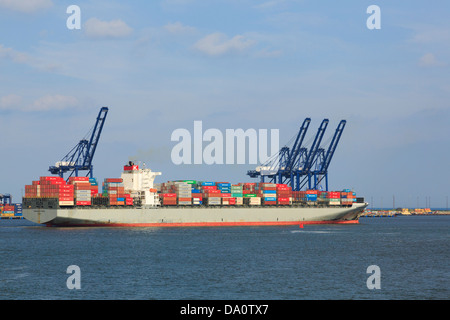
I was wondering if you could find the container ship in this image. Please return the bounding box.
[22,162,367,227]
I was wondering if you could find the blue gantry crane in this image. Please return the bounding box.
[247,118,346,191]
[48,107,108,181]
[0,193,12,205]
[309,120,346,191]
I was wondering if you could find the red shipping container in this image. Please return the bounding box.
[59,185,74,190]
[206,189,221,194]
[69,177,90,182]
[277,197,290,202]
[40,176,64,182]
[162,193,177,198]
[221,193,231,197]
[59,196,74,201]
[58,192,74,197]
[76,201,91,206]
[105,178,123,183]
[202,186,217,190]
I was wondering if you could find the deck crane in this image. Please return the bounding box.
[48,107,108,181]
[310,120,346,191]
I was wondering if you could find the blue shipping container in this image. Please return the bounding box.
[217,183,231,187]
[263,190,276,194]
[264,197,277,201]
[202,182,215,186]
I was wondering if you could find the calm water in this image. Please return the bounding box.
[0,216,448,300]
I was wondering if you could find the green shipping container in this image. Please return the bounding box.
[244,194,257,197]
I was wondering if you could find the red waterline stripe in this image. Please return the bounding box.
[47,220,359,228]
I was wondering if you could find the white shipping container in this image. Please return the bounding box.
[59,201,74,206]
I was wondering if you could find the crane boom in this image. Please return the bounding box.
[301,119,329,174]
[320,120,346,174]
[284,118,311,172]
[48,107,108,180]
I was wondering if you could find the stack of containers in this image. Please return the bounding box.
[69,177,92,206]
[89,178,99,197]
[340,190,355,206]
[306,190,318,203]
[14,203,22,217]
[24,182,40,198]
[217,182,232,205]
[1,205,15,217]
[201,182,221,205]
[191,188,203,205]
[317,191,328,203]
[160,193,177,206]
[103,178,127,206]
[40,176,75,206]
[259,183,277,205]
[241,183,260,205]
[231,185,243,205]
[328,191,341,205]
[175,182,192,205]
[276,184,292,205]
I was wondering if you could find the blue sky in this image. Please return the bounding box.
[1,0,449,208]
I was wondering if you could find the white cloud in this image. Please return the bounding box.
[31,95,78,111]
[0,44,33,64]
[84,18,133,39]
[411,26,450,44]
[0,94,79,112]
[164,22,196,35]
[0,44,63,73]
[419,53,447,67]
[193,33,256,56]
[0,94,22,110]
[0,0,53,13]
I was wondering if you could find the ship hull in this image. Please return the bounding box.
[23,203,367,227]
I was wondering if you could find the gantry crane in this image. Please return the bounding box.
[0,193,12,205]
[247,118,345,191]
[48,107,108,181]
